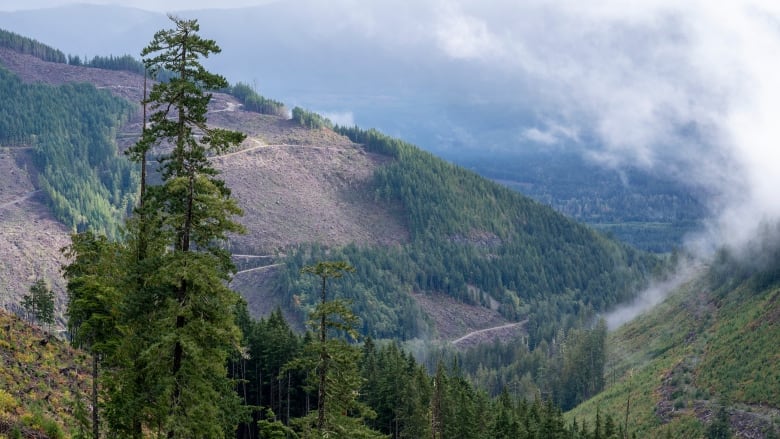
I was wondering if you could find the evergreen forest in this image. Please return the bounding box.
[0,66,137,236]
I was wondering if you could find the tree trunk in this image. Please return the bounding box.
[92,353,99,439]
[317,276,327,431]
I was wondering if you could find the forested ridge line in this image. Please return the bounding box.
[0,28,66,63]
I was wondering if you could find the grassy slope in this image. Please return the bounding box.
[567,265,780,438]
[0,311,91,438]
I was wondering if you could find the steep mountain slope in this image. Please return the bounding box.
[0,32,658,347]
[0,310,91,438]
[567,257,780,438]
[213,133,408,254]
[0,147,70,313]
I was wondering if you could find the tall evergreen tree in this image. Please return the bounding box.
[62,231,124,439]
[118,15,248,438]
[287,261,384,438]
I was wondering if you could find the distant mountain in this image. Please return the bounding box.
[0,32,659,348]
[0,5,708,254]
[568,250,780,437]
[0,4,163,57]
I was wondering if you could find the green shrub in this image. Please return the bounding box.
[0,389,17,414]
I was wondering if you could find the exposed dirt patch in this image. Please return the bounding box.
[0,47,146,102]
[692,403,780,439]
[215,140,408,254]
[0,148,36,205]
[412,291,525,346]
[761,289,780,326]
[0,150,70,316]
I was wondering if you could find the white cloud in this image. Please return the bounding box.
[522,128,556,145]
[321,111,354,127]
[522,122,579,146]
[433,3,502,60]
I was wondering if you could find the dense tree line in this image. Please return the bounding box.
[0,67,137,236]
[69,54,144,73]
[292,107,333,129]
[234,305,625,439]
[66,53,285,118]
[0,28,66,63]
[228,82,287,116]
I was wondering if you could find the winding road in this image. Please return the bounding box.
[213,139,356,161]
[451,320,528,346]
[233,263,284,275]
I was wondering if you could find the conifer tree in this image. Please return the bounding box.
[22,278,55,326]
[62,231,123,439]
[119,15,247,438]
[287,261,384,438]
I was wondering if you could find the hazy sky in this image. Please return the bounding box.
[2,0,780,257]
[0,0,277,12]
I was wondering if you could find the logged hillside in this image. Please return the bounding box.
[0,33,659,352]
[0,147,70,312]
[568,254,780,438]
[0,43,412,325]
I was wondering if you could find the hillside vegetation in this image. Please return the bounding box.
[0,28,661,349]
[2,19,778,439]
[567,252,780,438]
[0,66,137,237]
[0,311,91,439]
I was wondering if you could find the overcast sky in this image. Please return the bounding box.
[2,0,780,256]
[0,0,277,12]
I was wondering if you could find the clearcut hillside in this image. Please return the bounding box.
[0,32,658,347]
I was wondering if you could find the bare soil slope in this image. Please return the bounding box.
[0,148,70,315]
[216,139,407,254]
